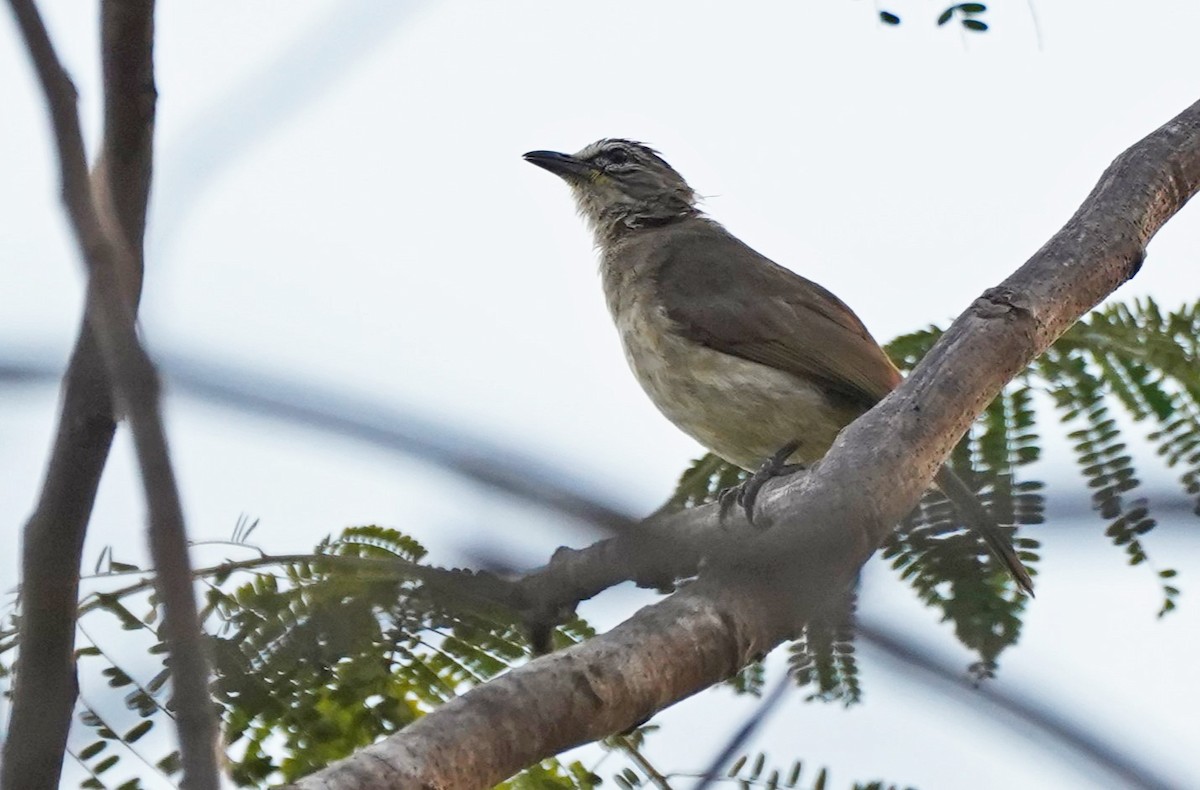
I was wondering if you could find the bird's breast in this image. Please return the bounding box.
[610,293,857,471]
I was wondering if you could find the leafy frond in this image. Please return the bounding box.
[788,591,861,705]
[501,760,601,789]
[722,754,816,789]
[714,754,911,790]
[3,526,595,787]
[1041,297,1193,612]
[668,452,747,510]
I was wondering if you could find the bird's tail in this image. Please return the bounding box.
[933,466,1035,596]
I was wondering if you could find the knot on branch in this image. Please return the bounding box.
[975,286,1033,319]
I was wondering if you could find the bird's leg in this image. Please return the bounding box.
[719,441,804,527]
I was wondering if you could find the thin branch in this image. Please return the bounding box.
[0,0,155,785]
[0,351,639,533]
[3,2,219,788]
[76,552,511,619]
[286,96,1200,790]
[1025,0,1044,51]
[856,619,1180,790]
[77,694,177,786]
[158,354,640,533]
[97,0,156,266]
[692,673,793,790]
[615,736,675,790]
[10,347,1195,528]
[77,625,171,724]
[64,748,108,789]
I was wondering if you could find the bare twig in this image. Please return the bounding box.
[4,2,220,788]
[692,673,793,790]
[76,694,177,785]
[0,351,639,534]
[158,354,639,532]
[615,736,675,790]
[1,0,155,785]
[76,551,517,623]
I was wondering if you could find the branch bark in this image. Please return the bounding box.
[1,332,115,790]
[288,97,1200,789]
[1,2,154,787]
[4,2,220,788]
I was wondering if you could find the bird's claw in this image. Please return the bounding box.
[719,441,803,527]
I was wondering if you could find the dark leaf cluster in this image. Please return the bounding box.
[787,591,861,705]
[878,3,988,32]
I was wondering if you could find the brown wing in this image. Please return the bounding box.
[653,219,901,410]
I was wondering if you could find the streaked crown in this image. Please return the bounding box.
[525,139,699,240]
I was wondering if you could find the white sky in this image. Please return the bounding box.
[2,1,1200,788]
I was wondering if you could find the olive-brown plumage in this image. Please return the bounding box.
[525,139,1033,594]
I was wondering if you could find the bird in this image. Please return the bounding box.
[524,138,1033,595]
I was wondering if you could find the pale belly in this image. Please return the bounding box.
[615,303,863,471]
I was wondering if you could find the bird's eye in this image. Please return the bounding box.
[605,148,631,166]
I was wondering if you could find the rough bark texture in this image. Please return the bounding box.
[5,2,220,788]
[289,98,1200,790]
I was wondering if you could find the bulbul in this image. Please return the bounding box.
[524,138,1033,595]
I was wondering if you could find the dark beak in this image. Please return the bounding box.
[523,150,596,179]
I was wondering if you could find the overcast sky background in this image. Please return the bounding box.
[2,1,1200,788]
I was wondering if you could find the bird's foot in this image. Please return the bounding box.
[719,441,803,527]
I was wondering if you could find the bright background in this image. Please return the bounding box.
[2,1,1199,788]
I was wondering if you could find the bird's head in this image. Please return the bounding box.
[524,139,698,241]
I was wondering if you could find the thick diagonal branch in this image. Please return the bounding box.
[4,2,220,789]
[289,97,1200,789]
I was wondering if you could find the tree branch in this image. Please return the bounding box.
[4,2,220,788]
[287,97,1200,789]
[0,350,640,533]
[856,619,1180,790]
[1,332,115,790]
[95,0,156,297]
[1,2,154,787]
